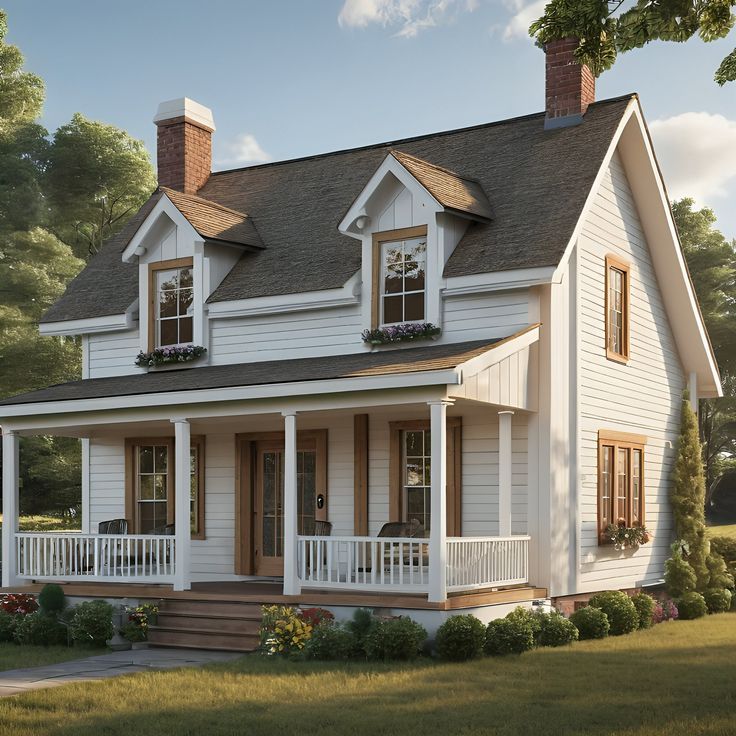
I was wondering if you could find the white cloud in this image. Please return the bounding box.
[338,0,477,38]
[649,112,736,204]
[215,133,271,167]
[501,0,546,41]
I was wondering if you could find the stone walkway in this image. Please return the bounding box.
[0,647,242,697]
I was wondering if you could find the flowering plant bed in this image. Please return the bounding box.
[120,604,158,642]
[135,344,207,367]
[604,518,651,549]
[0,593,38,616]
[361,322,441,346]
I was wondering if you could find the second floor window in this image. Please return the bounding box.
[605,255,630,362]
[150,259,194,348]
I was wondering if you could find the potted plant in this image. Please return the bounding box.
[605,518,651,550]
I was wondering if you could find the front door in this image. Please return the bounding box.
[253,436,323,576]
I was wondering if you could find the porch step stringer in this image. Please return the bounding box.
[147,599,262,653]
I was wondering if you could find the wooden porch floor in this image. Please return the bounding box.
[1,581,548,611]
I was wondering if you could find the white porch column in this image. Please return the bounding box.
[689,372,698,417]
[282,410,301,596]
[172,418,191,592]
[498,411,514,538]
[428,400,450,603]
[2,429,20,588]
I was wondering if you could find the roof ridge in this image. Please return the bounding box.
[208,94,637,178]
[160,186,249,219]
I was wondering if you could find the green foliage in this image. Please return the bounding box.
[0,610,17,642]
[485,615,536,656]
[45,113,156,258]
[119,621,147,643]
[703,587,732,613]
[665,546,698,598]
[38,584,66,616]
[434,615,486,661]
[706,552,735,590]
[68,601,113,648]
[259,605,312,656]
[677,591,708,620]
[588,590,639,636]
[537,611,579,647]
[505,606,544,643]
[569,606,610,639]
[710,536,736,562]
[630,593,656,629]
[305,622,355,661]
[529,1,736,84]
[363,617,427,661]
[13,612,66,646]
[346,608,374,656]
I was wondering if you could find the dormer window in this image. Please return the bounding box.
[149,258,194,349]
[372,226,427,327]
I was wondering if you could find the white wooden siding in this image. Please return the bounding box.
[442,291,530,343]
[88,439,126,528]
[88,330,143,378]
[576,151,685,592]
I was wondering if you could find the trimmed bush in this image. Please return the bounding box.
[630,593,655,629]
[705,553,734,590]
[703,588,732,614]
[0,611,18,643]
[346,608,374,657]
[664,549,698,598]
[588,591,639,636]
[710,536,736,563]
[569,606,609,640]
[435,615,486,661]
[364,617,427,661]
[485,617,535,656]
[305,622,355,661]
[38,584,66,616]
[537,612,578,647]
[506,606,544,644]
[69,600,113,647]
[13,612,66,646]
[677,591,708,620]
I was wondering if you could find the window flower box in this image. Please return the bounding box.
[135,345,207,368]
[604,518,651,550]
[361,322,441,346]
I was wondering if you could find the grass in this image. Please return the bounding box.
[0,615,734,736]
[707,522,736,540]
[0,514,80,533]
[0,643,84,673]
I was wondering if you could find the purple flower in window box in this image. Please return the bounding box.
[135,344,207,367]
[361,322,441,346]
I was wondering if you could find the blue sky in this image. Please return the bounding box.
[5,0,736,237]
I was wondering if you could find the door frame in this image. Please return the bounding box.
[235,429,328,576]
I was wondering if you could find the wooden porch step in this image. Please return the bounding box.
[147,627,258,652]
[156,612,261,634]
[158,599,263,618]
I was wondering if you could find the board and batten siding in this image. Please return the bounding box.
[576,150,685,592]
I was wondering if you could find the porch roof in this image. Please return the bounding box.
[0,336,513,408]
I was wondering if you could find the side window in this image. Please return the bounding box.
[149,258,194,350]
[605,255,630,362]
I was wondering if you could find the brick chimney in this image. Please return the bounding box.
[153,98,215,194]
[544,38,595,130]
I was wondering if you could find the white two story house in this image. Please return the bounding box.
[0,40,720,644]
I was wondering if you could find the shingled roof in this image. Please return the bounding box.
[41,95,634,324]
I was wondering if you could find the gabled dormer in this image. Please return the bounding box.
[339,150,493,337]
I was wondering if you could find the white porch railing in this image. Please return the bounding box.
[446,536,530,592]
[15,533,176,583]
[297,534,530,594]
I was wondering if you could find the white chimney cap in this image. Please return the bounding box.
[153,97,215,131]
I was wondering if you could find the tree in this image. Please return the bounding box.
[44,113,156,258]
[529,0,736,85]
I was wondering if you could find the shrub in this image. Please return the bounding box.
[0,593,38,616]
[13,612,67,646]
[665,548,698,598]
[703,588,732,614]
[0,611,18,643]
[506,606,544,643]
[652,599,679,623]
[485,617,535,656]
[435,615,486,661]
[346,608,375,657]
[705,552,734,590]
[38,584,66,616]
[364,617,427,661]
[588,590,639,636]
[630,592,656,629]
[677,591,707,620]
[299,607,334,629]
[710,536,736,563]
[569,606,609,640]
[305,622,355,661]
[259,605,312,656]
[69,600,114,647]
[537,611,578,647]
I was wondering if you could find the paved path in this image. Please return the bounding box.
[0,648,242,697]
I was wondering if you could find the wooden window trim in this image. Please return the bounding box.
[148,256,194,352]
[371,225,428,330]
[124,435,205,538]
[605,254,630,364]
[597,430,646,544]
[388,418,462,536]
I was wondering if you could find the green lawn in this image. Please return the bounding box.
[0,643,84,673]
[0,615,734,735]
[0,514,80,532]
[707,522,736,540]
